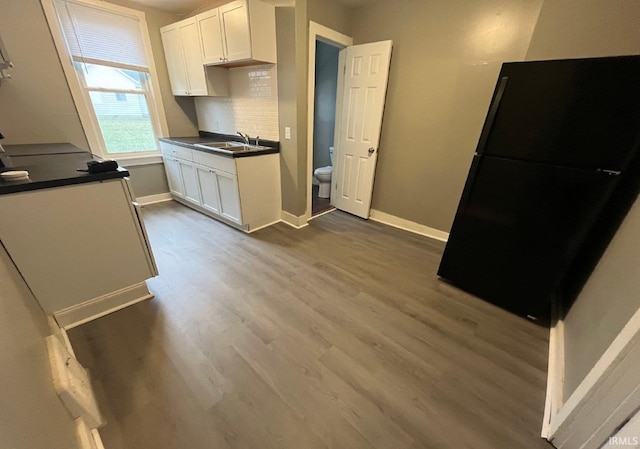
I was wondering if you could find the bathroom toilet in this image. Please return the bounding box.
[314,146,334,199]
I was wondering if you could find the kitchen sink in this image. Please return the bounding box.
[194,142,271,153]
[195,141,245,149]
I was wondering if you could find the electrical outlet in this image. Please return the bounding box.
[285,127,291,140]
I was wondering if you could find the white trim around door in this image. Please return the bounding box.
[305,21,353,223]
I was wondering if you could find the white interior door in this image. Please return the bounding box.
[331,40,392,219]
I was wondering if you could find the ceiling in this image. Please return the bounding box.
[128,0,373,15]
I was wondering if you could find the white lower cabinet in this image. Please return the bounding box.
[179,162,201,204]
[161,141,280,232]
[216,170,242,224]
[195,166,221,214]
[164,157,184,197]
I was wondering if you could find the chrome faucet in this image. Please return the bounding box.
[255,136,260,146]
[237,131,250,145]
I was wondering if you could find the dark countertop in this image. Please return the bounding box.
[0,143,128,195]
[160,131,280,158]
[3,142,89,156]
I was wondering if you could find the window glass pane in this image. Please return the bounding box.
[89,91,157,153]
[76,62,145,90]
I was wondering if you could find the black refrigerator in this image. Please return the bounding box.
[437,55,640,322]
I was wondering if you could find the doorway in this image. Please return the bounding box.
[306,22,353,220]
[311,40,340,216]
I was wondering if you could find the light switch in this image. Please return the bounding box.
[285,127,291,140]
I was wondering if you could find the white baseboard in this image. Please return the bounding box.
[54,282,153,329]
[281,210,309,229]
[369,209,449,242]
[247,219,282,233]
[47,335,104,429]
[542,309,565,438]
[47,321,106,449]
[548,306,640,448]
[136,192,172,206]
[76,417,99,449]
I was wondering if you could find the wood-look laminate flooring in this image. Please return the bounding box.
[68,201,553,449]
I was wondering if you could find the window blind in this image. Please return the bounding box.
[54,0,148,71]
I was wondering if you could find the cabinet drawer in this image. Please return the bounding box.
[160,142,193,161]
[193,150,237,174]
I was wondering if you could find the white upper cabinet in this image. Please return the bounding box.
[179,18,208,95]
[197,0,276,67]
[161,17,229,97]
[219,1,252,63]
[198,8,225,65]
[160,24,189,95]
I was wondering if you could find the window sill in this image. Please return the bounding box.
[113,154,163,167]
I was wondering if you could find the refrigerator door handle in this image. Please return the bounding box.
[476,76,509,155]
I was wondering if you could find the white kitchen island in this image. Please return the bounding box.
[0,144,158,328]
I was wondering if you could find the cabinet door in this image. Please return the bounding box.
[198,9,225,65]
[196,166,221,214]
[220,0,251,62]
[216,170,243,224]
[163,157,184,197]
[179,18,207,95]
[179,161,202,204]
[160,25,189,95]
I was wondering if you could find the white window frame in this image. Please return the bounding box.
[42,0,169,165]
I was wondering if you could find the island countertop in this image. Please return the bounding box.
[0,143,129,195]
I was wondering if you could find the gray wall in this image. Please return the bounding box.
[0,0,194,198]
[126,163,171,198]
[0,0,89,149]
[312,40,339,171]
[0,245,80,449]
[526,0,640,60]
[523,0,640,401]
[350,0,544,232]
[563,197,640,399]
[276,0,352,217]
[308,0,352,37]
[276,5,304,215]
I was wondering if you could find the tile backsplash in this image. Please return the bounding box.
[195,64,280,141]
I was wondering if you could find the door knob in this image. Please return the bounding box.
[368,147,376,156]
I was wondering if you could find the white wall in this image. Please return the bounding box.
[0,245,80,449]
[195,64,280,141]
